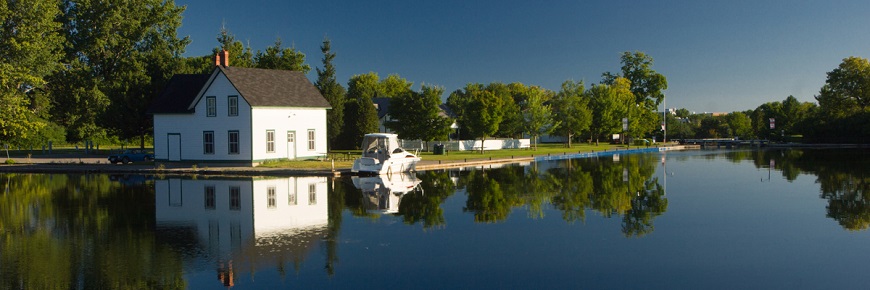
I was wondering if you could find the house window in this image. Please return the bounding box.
[229,186,240,211]
[206,96,216,117]
[307,129,315,151]
[204,186,215,210]
[228,96,238,116]
[287,131,294,142]
[228,131,239,154]
[267,187,276,209]
[266,130,275,153]
[308,183,317,205]
[203,131,214,154]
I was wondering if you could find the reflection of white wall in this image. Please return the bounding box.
[252,177,328,235]
[154,177,328,256]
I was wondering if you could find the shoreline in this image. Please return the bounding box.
[0,145,702,177]
[14,144,870,177]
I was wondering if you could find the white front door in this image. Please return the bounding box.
[286,131,296,159]
[167,134,181,161]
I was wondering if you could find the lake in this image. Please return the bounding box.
[1,148,869,289]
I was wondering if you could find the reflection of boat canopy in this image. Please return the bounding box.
[352,133,420,174]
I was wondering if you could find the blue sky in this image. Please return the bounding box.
[174,0,870,113]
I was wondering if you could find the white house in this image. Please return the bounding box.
[149,51,331,165]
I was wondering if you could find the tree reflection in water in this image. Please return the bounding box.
[456,154,668,237]
[0,173,186,290]
[723,148,870,231]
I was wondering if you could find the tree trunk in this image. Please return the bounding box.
[533,135,537,150]
[479,137,486,154]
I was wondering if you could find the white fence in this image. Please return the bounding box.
[399,138,531,152]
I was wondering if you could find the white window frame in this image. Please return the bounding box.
[228,96,238,116]
[266,130,275,153]
[206,96,216,117]
[308,183,317,205]
[203,131,214,154]
[228,130,239,154]
[307,129,315,151]
[267,186,277,209]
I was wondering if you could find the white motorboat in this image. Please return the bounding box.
[352,173,422,214]
[351,133,420,175]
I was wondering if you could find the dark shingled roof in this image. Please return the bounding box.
[149,67,330,114]
[219,66,330,108]
[372,97,392,119]
[148,74,211,114]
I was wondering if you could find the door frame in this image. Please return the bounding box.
[167,133,181,161]
[286,130,296,160]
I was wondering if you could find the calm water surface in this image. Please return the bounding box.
[1,148,869,289]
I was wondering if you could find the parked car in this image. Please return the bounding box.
[108,149,154,164]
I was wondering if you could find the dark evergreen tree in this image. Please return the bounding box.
[315,38,346,151]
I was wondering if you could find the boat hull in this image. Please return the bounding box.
[351,156,420,175]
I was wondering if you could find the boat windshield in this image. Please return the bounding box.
[361,136,391,159]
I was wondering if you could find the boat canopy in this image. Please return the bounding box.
[360,133,401,160]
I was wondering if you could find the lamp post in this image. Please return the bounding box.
[662,96,667,143]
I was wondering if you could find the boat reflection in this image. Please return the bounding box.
[154,176,328,286]
[352,173,422,214]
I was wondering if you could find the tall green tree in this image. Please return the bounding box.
[552,80,592,147]
[49,0,189,145]
[464,89,505,153]
[588,78,632,145]
[724,111,753,139]
[617,51,668,110]
[254,38,310,73]
[494,82,525,138]
[340,72,380,149]
[385,84,453,147]
[603,51,668,138]
[380,74,413,97]
[315,37,346,151]
[0,0,63,144]
[523,86,558,150]
[821,56,870,112]
[446,83,485,140]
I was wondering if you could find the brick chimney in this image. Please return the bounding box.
[214,50,229,67]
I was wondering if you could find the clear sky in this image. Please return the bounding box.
[174,0,870,113]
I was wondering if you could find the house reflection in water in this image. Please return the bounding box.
[352,173,422,214]
[154,176,328,287]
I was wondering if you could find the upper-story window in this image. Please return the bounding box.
[228,96,238,116]
[206,96,216,117]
